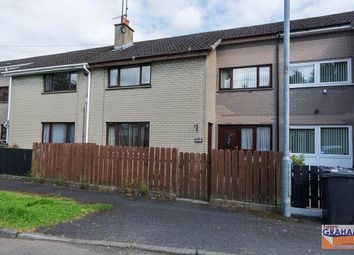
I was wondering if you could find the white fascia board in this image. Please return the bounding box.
[2,63,88,76]
[279,24,353,37]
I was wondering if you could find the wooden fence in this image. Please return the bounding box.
[210,150,282,205]
[291,165,322,209]
[32,143,282,205]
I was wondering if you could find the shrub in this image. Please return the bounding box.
[290,154,305,166]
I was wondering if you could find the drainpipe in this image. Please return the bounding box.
[276,34,280,151]
[83,65,91,143]
[5,67,12,144]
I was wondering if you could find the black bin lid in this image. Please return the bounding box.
[320,166,354,178]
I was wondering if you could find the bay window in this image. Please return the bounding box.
[290,59,351,87]
[109,64,151,87]
[44,73,77,92]
[219,65,272,90]
[107,122,149,147]
[42,123,75,143]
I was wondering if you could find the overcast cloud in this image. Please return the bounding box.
[0,0,352,60]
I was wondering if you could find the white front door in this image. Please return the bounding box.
[290,125,353,168]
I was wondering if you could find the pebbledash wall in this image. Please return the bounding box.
[9,55,213,152]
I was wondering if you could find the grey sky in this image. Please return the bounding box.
[0,0,352,61]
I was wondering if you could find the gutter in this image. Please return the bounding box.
[83,64,91,143]
[2,63,88,76]
[279,24,353,37]
[0,62,33,72]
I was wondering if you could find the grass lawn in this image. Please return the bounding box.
[0,191,112,231]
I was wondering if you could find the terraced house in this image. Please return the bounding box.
[0,11,353,167]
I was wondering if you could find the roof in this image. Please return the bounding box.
[1,11,353,71]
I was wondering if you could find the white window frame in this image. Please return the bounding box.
[290,125,353,166]
[289,58,352,88]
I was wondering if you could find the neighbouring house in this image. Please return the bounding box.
[0,11,353,167]
[0,74,9,143]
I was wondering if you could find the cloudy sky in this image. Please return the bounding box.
[0,0,352,61]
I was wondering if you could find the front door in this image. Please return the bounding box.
[218,126,240,150]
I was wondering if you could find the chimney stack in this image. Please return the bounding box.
[114,17,134,50]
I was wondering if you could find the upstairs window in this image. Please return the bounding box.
[290,59,351,87]
[0,87,9,103]
[220,65,272,90]
[109,64,151,88]
[44,73,77,92]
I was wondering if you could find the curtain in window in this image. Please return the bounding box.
[120,67,140,86]
[234,67,257,89]
[109,69,118,86]
[141,66,151,84]
[68,124,75,143]
[259,67,270,87]
[42,124,50,143]
[320,61,348,83]
[119,124,129,146]
[44,75,53,92]
[290,129,315,154]
[220,70,231,89]
[108,126,116,146]
[51,124,67,143]
[140,124,149,147]
[256,127,270,151]
[130,124,139,147]
[321,128,349,155]
[241,128,253,150]
[289,64,315,84]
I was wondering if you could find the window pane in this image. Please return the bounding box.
[130,124,139,147]
[51,124,67,143]
[256,127,271,151]
[119,124,129,146]
[289,64,315,84]
[290,129,315,154]
[320,61,348,83]
[141,66,151,84]
[220,70,231,89]
[140,123,149,147]
[107,125,116,145]
[42,124,50,143]
[53,73,70,91]
[44,75,53,92]
[241,128,253,150]
[234,67,257,89]
[70,73,77,90]
[109,69,118,86]
[321,128,349,155]
[259,66,271,87]
[120,67,140,86]
[68,124,75,143]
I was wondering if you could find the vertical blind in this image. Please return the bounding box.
[289,64,315,84]
[321,128,349,155]
[259,66,271,87]
[234,67,257,89]
[256,127,270,151]
[320,61,348,83]
[290,129,315,154]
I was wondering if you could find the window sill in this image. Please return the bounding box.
[290,83,354,89]
[42,90,77,95]
[106,85,151,91]
[218,87,273,93]
[0,102,8,104]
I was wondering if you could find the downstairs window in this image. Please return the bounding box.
[42,123,75,143]
[107,122,149,147]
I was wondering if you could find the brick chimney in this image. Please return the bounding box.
[114,17,134,50]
